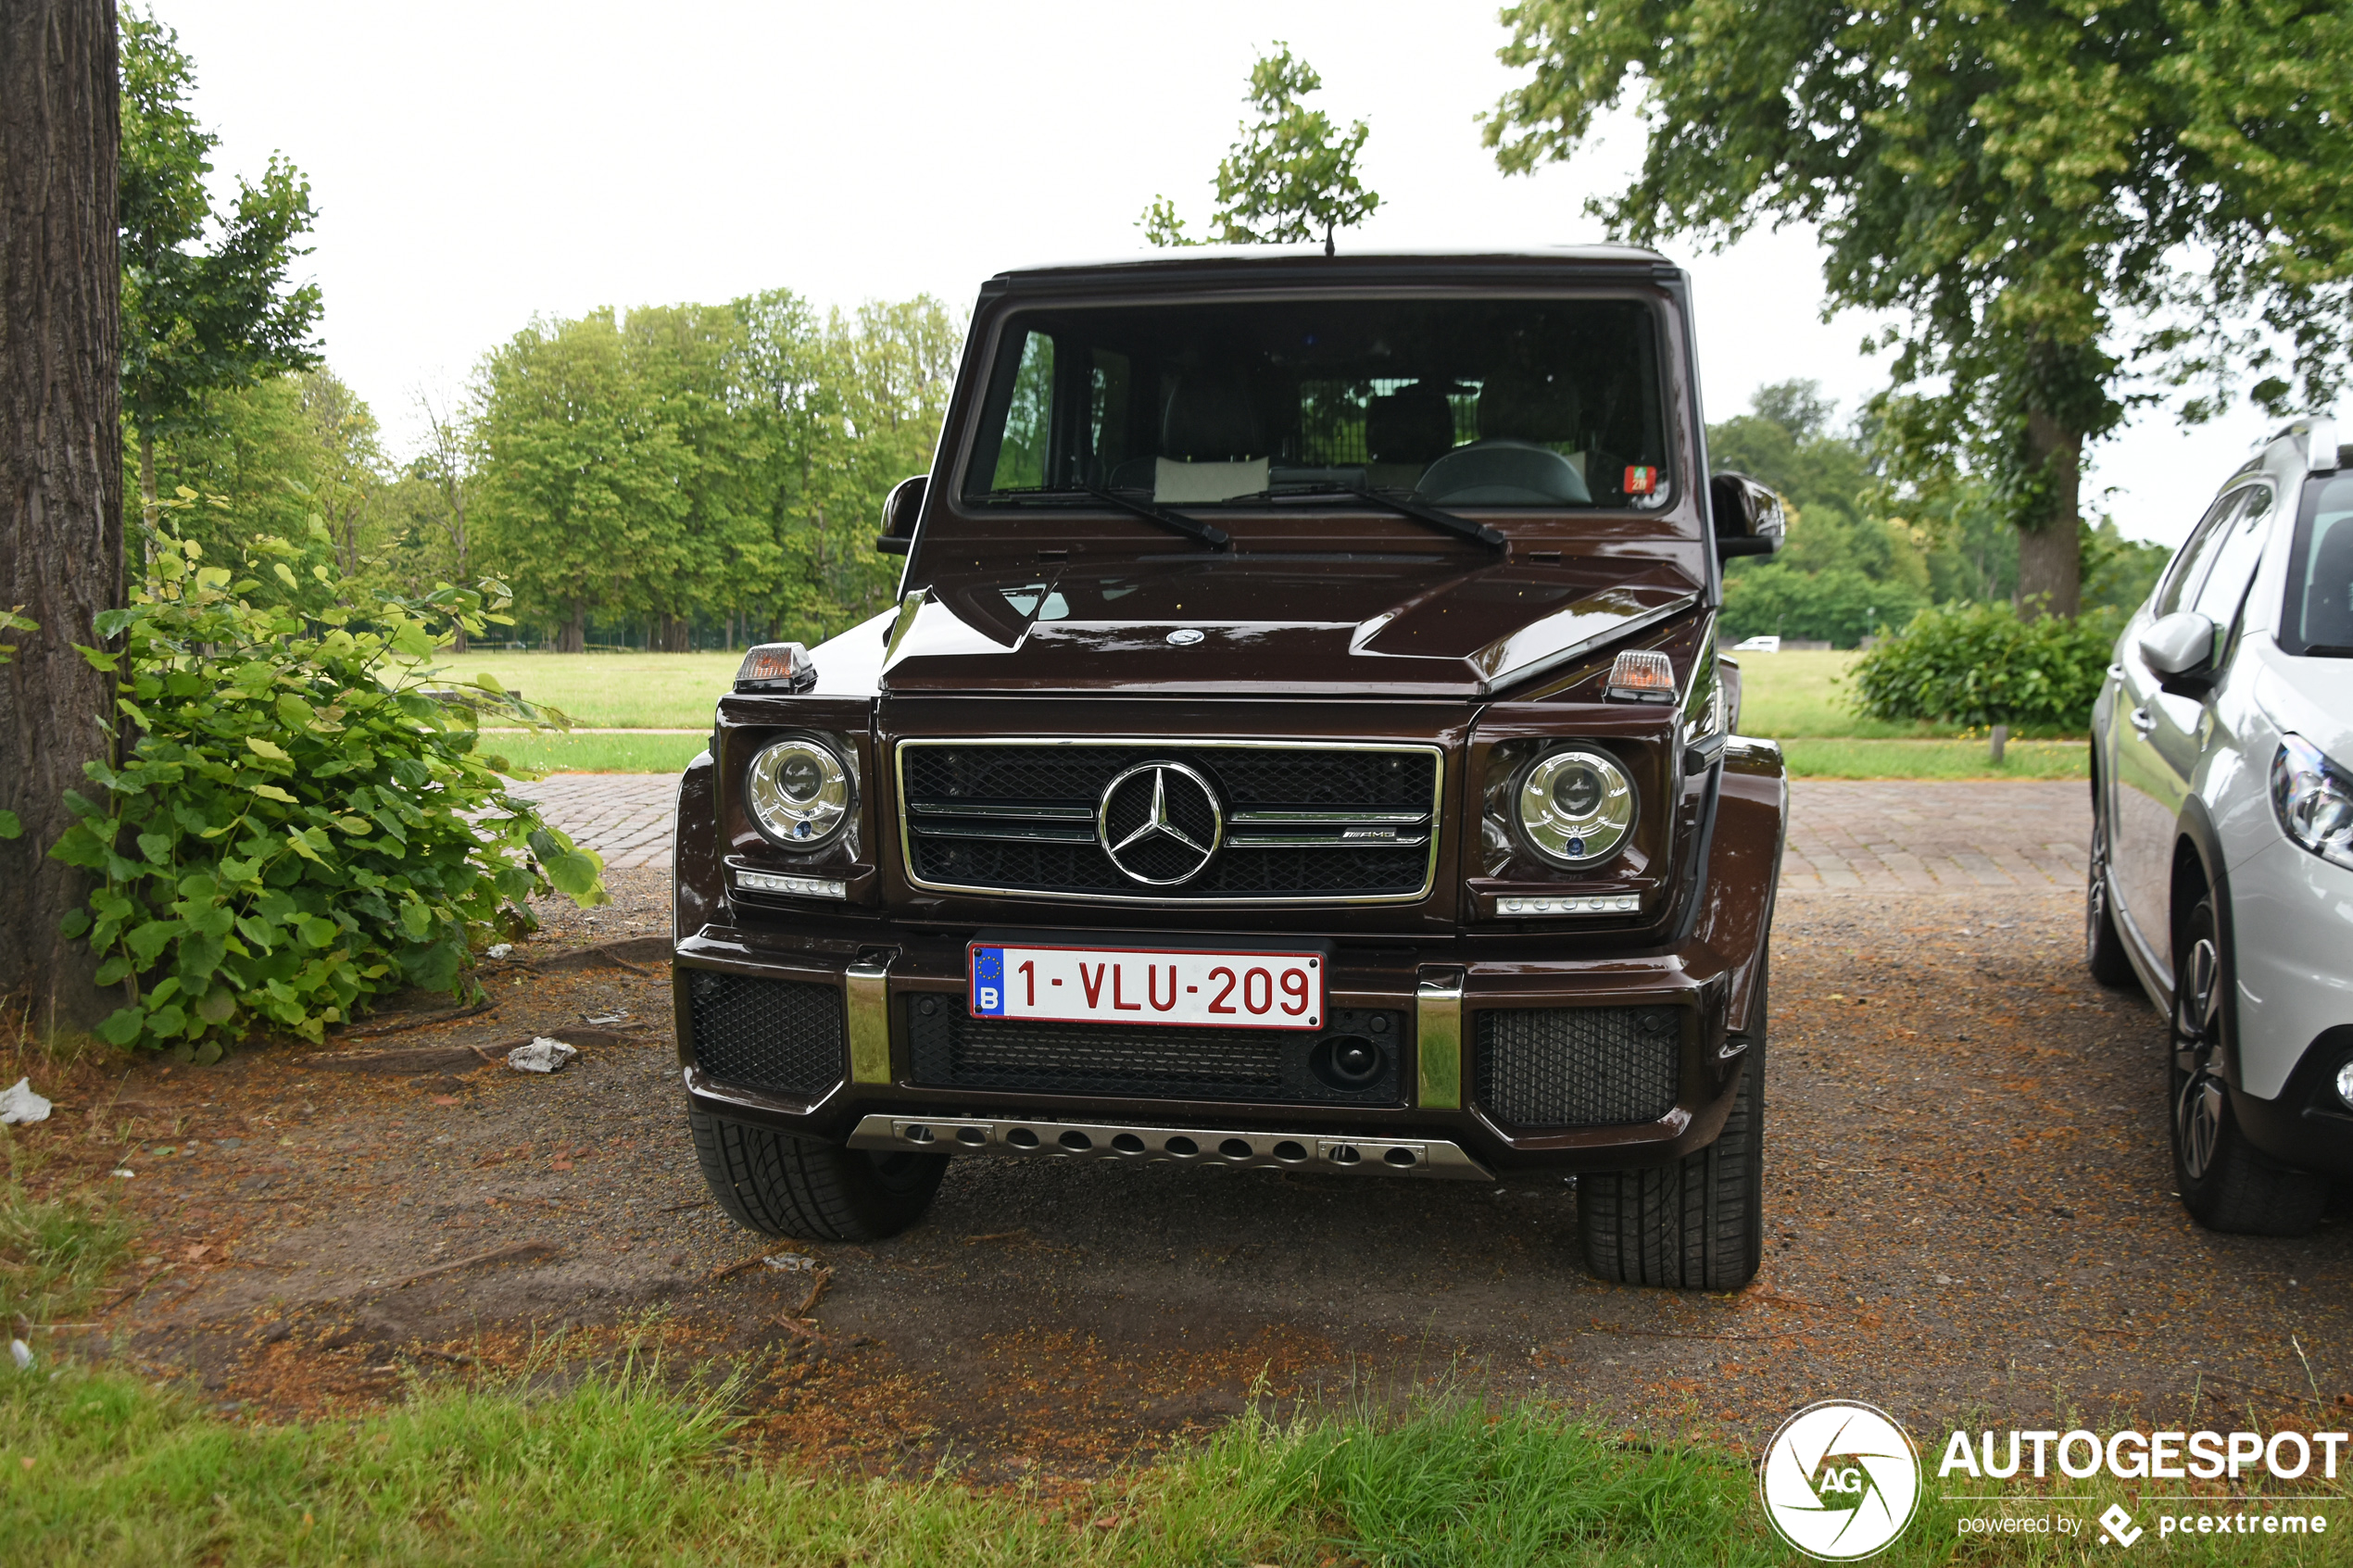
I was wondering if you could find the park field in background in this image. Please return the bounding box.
[451,649,740,729]
[447,647,2088,777]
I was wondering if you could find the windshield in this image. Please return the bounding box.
[962,296,1669,511]
[2290,475,2353,654]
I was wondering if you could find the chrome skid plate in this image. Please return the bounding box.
[846,1113,1491,1180]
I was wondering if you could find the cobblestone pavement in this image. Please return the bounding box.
[520,771,2093,892]
[1780,777,2086,895]
[510,773,679,870]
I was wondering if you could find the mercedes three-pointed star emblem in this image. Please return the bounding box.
[1096,761,1223,885]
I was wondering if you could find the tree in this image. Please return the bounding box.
[469,311,686,651]
[119,6,321,526]
[1141,44,1379,254]
[1487,1,2353,618]
[2,0,122,1034]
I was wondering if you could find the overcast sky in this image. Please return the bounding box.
[164,0,2291,548]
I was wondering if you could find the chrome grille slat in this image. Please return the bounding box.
[897,737,1442,905]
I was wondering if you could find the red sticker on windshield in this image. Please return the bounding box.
[1624,466,1658,495]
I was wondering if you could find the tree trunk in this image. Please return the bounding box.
[560,601,585,654]
[2017,408,2082,621]
[1,0,123,1035]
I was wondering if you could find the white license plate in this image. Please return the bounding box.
[967,943,1327,1030]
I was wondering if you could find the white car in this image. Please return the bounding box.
[2089,419,2353,1235]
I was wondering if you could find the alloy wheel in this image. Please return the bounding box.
[2172,935,2225,1180]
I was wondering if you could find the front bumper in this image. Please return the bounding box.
[673,886,1772,1176]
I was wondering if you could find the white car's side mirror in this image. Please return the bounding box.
[2139,611,2216,675]
[2139,610,2219,689]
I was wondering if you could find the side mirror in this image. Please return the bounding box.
[875,474,925,556]
[2139,610,2219,696]
[1710,471,1785,558]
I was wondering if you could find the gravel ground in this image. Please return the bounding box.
[10,865,2348,1478]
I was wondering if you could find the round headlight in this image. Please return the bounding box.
[2335,1058,2353,1112]
[746,738,850,847]
[1515,747,1635,867]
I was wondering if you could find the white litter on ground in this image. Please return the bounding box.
[10,1339,30,1371]
[507,1037,578,1073]
[486,943,514,960]
[0,1077,51,1125]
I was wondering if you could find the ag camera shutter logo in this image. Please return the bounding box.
[1760,1400,1922,1561]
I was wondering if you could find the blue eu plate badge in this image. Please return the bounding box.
[970,947,1006,1016]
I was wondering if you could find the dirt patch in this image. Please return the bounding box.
[8,868,2350,1479]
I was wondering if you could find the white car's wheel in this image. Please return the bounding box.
[2084,789,2137,987]
[2169,897,2326,1235]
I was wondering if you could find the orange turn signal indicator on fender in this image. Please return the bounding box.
[1604,649,1675,702]
[736,642,818,693]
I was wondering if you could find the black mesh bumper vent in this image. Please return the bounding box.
[1474,1007,1679,1129]
[906,994,1403,1105]
[687,971,846,1098]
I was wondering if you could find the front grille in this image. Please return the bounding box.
[1474,1007,1679,1128]
[906,993,1405,1104]
[899,740,1441,902]
[687,971,846,1098]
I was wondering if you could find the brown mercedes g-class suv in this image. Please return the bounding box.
[671,245,1787,1290]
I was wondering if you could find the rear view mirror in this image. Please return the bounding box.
[875,474,925,556]
[2139,610,2219,696]
[1710,472,1785,558]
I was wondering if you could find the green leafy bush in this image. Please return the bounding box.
[51,511,607,1057]
[1720,562,1928,648]
[1848,600,2123,730]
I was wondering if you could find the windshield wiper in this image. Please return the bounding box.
[1081,484,1229,550]
[983,485,1228,550]
[1255,483,1504,551]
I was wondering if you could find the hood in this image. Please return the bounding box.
[876,554,1700,698]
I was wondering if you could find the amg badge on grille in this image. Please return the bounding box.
[1097,761,1224,885]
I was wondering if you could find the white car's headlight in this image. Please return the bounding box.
[1514,746,1636,867]
[746,737,851,847]
[2271,734,2353,871]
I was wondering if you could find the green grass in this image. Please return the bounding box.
[487,732,708,776]
[1780,737,2090,780]
[0,1162,129,1332]
[440,650,740,729]
[1733,649,2080,741]
[6,1359,2342,1565]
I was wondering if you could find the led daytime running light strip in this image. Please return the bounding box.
[733,869,846,900]
[1497,894,1639,916]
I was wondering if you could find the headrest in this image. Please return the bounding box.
[1365,383,1456,465]
[1161,368,1265,462]
[1477,370,1581,445]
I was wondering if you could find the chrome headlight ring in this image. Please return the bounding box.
[745,735,853,849]
[1513,746,1637,869]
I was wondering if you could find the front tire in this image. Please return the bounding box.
[1579,962,1766,1290]
[2085,794,2137,988]
[690,1108,948,1242]
[2169,897,2325,1236]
